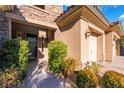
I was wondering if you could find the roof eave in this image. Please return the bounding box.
[56,5,109,27]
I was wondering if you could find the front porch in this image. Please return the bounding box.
[11,21,55,62]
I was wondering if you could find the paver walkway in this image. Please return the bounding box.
[22,60,67,88]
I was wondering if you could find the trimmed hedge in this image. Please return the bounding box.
[48,40,67,74]
[102,71,124,88]
[76,69,98,88]
[0,39,29,87]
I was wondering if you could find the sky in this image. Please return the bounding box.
[100,5,124,27]
[63,5,124,28]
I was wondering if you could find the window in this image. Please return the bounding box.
[34,5,45,9]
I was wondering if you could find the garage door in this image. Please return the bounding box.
[89,35,97,62]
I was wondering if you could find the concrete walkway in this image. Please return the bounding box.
[99,56,124,76]
[22,60,67,88]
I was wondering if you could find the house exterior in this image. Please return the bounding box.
[0,5,123,69]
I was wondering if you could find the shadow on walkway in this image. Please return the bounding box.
[22,60,64,88]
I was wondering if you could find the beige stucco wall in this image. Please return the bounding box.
[105,32,113,61]
[80,19,89,64]
[55,19,81,68]
[55,18,107,69]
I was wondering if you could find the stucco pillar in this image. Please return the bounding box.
[103,33,106,62]
[105,32,113,62]
[97,32,106,62]
[38,30,48,62]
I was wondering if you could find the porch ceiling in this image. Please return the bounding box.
[12,22,48,34]
[5,12,57,31]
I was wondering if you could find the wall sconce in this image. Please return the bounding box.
[85,31,91,39]
[113,36,117,41]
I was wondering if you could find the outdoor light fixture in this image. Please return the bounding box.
[85,31,91,39]
[113,36,117,41]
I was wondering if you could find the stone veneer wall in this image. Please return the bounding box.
[12,5,63,24]
[0,13,9,47]
[0,13,9,62]
[45,5,63,23]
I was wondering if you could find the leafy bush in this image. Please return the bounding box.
[2,39,20,70]
[0,39,29,87]
[18,40,29,79]
[102,71,124,88]
[62,57,77,77]
[48,40,67,73]
[0,66,20,88]
[76,69,99,88]
[85,61,102,74]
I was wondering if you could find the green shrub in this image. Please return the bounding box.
[102,71,124,88]
[62,57,77,77]
[18,40,29,79]
[76,69,98,88]
[1,39,29,85]
[2,39,20,70]
[48,40,67,74]
[85,61,102,74]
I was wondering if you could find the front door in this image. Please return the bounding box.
[27,34,37,59]
[89,35,97,62]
